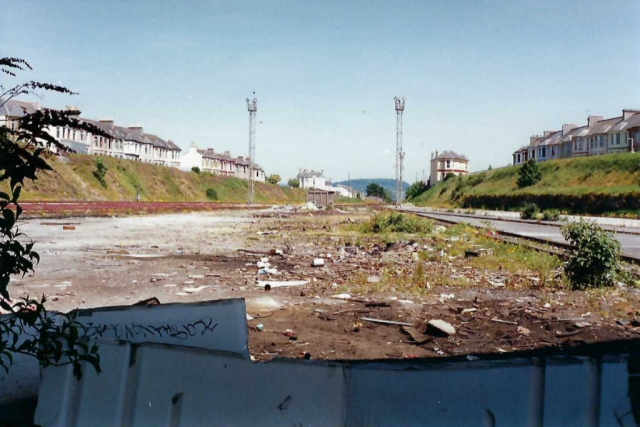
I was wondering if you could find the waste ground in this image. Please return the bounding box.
[9,207,640,361]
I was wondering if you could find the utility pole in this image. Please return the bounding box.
[246,97,257,205]
[348,172,351,198]
[394,96,406,206]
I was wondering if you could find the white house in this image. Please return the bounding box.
[297,169,326,189]
[429,151,469,184]
[332,184,356,198]
[179,142,265,182]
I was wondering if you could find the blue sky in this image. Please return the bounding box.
[2,0,639,182]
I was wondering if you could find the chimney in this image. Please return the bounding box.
[190,142,197,147]
[543,130,555,137]
[129,125,144,133]
[562,124,577,135]
[623,109,640,121]
[238,156,243,161]
[587,116,603,127]
[65,105,79,112]
[100,117,114,126]
[529,135,541,145]
[223,150,230,156]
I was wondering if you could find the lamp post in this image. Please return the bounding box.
[394,96,406,206]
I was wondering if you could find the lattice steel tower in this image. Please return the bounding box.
[394,96,406,205]
[246,97,258,205]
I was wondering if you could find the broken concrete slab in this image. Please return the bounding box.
[256,280,309,289]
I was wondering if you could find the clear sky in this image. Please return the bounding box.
[2,0,639,183]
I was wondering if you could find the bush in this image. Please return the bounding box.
[517,159,541,188]
[288,178,300,188]
[405,181,429,200]
[541,209,561,221]
[361,211,433,234]
[561,220,626,289]
[520,202,540,220]
[267,174,281,184]
[443,172,456,182]
[93,157,108,188]
[205,188,218,200]
[191,166,201,174]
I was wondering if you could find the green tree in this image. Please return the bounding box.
[93,157,108,188]
[287,178,300,188]
[0,57,103,379]
[191,166,200,174]
[267,174,281,184]
[405,181,428,200]
[205,188,218,200]
[366,183,385,198]
[443,172,456,182]
[561,220,627,289]
[517,159,542,188]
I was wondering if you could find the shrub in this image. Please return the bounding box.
[361,211,433,234]
[267,174,281,184]
[93,157,108,188]
[541,209,561,221]
[443,172,456,182]
[288,178,300,188]
[405,181,429,200]
[520,202,540,220]
[517,159,541,188]
[205,188,218,200]
[191,166,201,174]
[561,220,626,289]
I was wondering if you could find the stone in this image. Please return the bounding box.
[367,276,381,284]
[426,319,456,337]
[517,326,531,335]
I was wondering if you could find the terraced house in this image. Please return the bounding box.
[512,109,640,165]
[0,98,182,167]
[178,142,266,181]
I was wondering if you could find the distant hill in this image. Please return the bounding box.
[334,178,410,196]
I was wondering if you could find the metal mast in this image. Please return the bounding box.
[246,97,257,205]
[394,96,406,205]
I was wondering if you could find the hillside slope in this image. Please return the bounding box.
[414,153,640,214]
[15,154,306,203]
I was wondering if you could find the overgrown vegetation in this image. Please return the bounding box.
[561,220,627,289]
[517,159,542,188]
[0,57,101,379]
[405,181,429,200]
[288,178,299,188]
[541,209,561,221]
[443,172,456,181]
[520,202,540,220]
[93,157,108,188]
[361,211,433,234]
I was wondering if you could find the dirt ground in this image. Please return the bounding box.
[8,207,640,361]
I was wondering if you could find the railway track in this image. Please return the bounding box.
[398,208,640,267]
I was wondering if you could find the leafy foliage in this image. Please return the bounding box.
[288,178,300,188]
[205,188,218,200]
[517,159,542,188]
[361,211,433,234]
[0,57,106,379]
[191,166,201,174]
[443,172,456,182]
[520,202,540,220]
[541,209,561,221]
[366,183,385,198]
[561,220,627,289]
[267,174,281,185]
[93,157,108,188]
[405,181,429,200]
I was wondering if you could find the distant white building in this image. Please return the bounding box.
[332,184,356,198]
[179,142,265,181]
[429,150,469,183]
[297,169,326,189]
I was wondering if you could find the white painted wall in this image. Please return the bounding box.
[179,144,204,171]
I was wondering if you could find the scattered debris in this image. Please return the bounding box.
[256,280,309,288]
[491,318,518,326]
[517,326,531,336]
[426,319,456,337]
[311,258,325,267]
[361,317,413,327]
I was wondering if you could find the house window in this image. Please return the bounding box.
[616,134,621,145]
[446,160,451,169]
[56,127,60,138]
[72,130,76,141]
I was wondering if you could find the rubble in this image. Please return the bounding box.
[426,320,456,337]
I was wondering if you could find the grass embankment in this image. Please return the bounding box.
[14,154,306,204]
[414,153,640,215]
